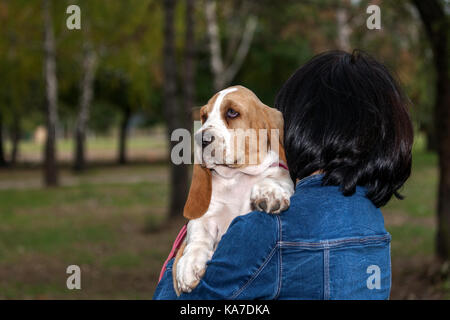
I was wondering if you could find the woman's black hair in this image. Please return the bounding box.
[275,50,413,207]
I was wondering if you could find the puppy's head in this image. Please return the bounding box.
[183,85,286,220]
[195,85,286,168]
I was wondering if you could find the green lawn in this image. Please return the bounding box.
[382,136,448,299]
[384,149,438,258]
[0,164,180,299]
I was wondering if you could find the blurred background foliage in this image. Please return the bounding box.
[0,0,448,299]
[0,0,438,145]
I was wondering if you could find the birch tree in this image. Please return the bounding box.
[336,0,351,51]
[204,0,257,91]
[73,41,97,171]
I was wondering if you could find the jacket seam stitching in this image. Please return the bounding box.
[273,215,282,299]
[280,235,390,249]
[229,243,278,299]
[323,242,330,300]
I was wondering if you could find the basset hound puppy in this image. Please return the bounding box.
[173,85,294,295]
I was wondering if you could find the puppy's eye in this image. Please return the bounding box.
[226,108,239,118]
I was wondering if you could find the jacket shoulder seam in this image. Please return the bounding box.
[229,215,280,300]
[229,243,279,299]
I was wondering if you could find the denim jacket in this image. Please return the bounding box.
[153,174,391,300]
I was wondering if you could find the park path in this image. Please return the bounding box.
[0,164,168,190]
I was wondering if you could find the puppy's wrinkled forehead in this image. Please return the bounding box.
[200,85,263,124]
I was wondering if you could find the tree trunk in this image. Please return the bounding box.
[205,0,225,91]
[163,0,190,218]
[204,0,257,91]
[336,1,351,52]
[423,124,438,152]
[73,44,97,172]
[182,0,195,132]
[118,105,131,165]
[413,0,450,260]
[0,111,7,167]
[43,0,59,186]
[10,116,21,165]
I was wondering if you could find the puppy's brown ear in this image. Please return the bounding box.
[183,164,212,219]
[192,106,201,121]
[266,107,287,164]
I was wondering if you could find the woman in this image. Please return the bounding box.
[153,50,413,300]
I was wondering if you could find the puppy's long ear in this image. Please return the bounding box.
[266,107,287,164]
[183,164,212,219]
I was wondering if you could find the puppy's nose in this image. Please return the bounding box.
[194,130,215,148]
[202,135,215,148]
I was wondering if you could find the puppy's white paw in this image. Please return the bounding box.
[250,180,291,214]
[176,246,212,293]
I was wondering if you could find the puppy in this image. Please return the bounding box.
[173,85,294,295]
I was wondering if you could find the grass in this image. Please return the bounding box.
[0,161,176,299]
[381,135,448,299]
[384,144,438,258]
[0,171,173,299]
[0,134,446,299]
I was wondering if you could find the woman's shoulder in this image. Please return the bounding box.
[226,174,388,243]
[225,210,280,243]
[286,183,387,241]
[231,209,279,230]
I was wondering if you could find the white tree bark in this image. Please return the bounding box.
[336,3,351,52]
[204,0,257,91]
[205,0,224,90]
[74,42,97,171]
[77,45,97,134]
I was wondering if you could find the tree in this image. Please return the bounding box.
[182,0,195,133]
[42,0,59,186]
[0,0,42,167]
[73,41,97,171]
[9,107,21,166]
[118,102,131,165]
[412,0,450,260]
[336,0,351,51]
[204,0,257,91]
[0,111,6,167]
[74,0,160,166]
[162,0,198,217]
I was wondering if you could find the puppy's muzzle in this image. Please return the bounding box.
[195,130,216,149]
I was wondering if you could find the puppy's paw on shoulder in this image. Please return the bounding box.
[250,180,292,214]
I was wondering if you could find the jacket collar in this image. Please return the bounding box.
[295,173,324,188]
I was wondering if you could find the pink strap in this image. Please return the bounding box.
[158,224,188,282]
[270,161,289,171]
[278,162,289,171]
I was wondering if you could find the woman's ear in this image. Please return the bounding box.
[183,164,212,219]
